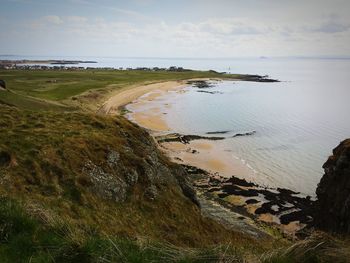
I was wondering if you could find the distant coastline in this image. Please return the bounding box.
[0,59,97,65]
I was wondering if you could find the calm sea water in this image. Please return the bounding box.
[3,55,350,195]
[155,58,350,196]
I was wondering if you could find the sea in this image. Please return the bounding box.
[2,55,350,195]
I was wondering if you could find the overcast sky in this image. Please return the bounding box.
[1,0,350,57]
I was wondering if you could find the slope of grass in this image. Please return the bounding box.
[261,232,350,263]
[0,197,247,263]
[0,69,241,102]
[0,105,268,258]
[0,90,71,111]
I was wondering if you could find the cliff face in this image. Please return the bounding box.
[315,139,350,234]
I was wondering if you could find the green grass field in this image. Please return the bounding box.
[0,69,243,111]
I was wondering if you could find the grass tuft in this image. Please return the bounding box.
[260,232,350,263]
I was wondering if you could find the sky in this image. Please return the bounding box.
[1,0,350,58]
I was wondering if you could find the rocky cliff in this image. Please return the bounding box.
[315,139,350,234]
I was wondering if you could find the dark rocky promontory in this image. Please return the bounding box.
[315,139,350,234]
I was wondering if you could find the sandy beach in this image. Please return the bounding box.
[100,78,312,236]
[107,79,257,180]
[100,78,249,176]
[99,80,187,115]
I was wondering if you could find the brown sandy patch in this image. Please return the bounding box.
[191,142,213,150]
[164,104,172,109]
[161,142,188,152]
[282,221,305,235]
[159,139,256,179]
[131,112,170,131]
[258,213,280,224]
[207,159,227,171]
[149,107,161,114]
[225,195,247,206]
[246,204,260,214]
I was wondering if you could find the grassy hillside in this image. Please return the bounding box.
[0,69,243,110]
[1,104,286,262]
[1,69,347,262]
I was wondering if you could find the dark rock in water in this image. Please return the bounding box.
[242,75,279,82]
[206,130,231,135]
[187,80,214,89]
[196,90,222,94]
[232,131,256,138]
[315,139,350,234]
[156,131,256,145]
[0,80,6,89]
[156,133,225,144]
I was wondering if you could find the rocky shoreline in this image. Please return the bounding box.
[155,131,256,144]
[122,78,350,239]
[123,78,316,237]
[182,164,314,235]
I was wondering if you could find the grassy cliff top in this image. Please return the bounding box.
[0,69,246,111]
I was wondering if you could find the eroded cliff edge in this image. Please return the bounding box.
[315,139,350,234]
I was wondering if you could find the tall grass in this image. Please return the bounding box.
[260,232,350,263]
[0,197,244,263]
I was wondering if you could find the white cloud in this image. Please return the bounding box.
[42,15,63,25]
[7,10,350,57]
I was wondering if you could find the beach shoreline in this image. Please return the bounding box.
[119,79,255,178]
[101,78,314,236]
[99,78,226,115]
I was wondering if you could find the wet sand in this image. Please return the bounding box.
[100,80,187,115]
[100,78,220,115]
[123,81,257,179]
[160,140,255,179]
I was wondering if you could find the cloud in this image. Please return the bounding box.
[42,15,63,25]
[6,8,350,57]
[66,16,88,23]
[199,19,264,36]
[314,21,350,33]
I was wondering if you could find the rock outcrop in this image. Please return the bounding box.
[79,132,198,205]
[315,139,350,234]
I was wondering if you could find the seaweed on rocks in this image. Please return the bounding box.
[156,133,225,144]
[156,131,256,144]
